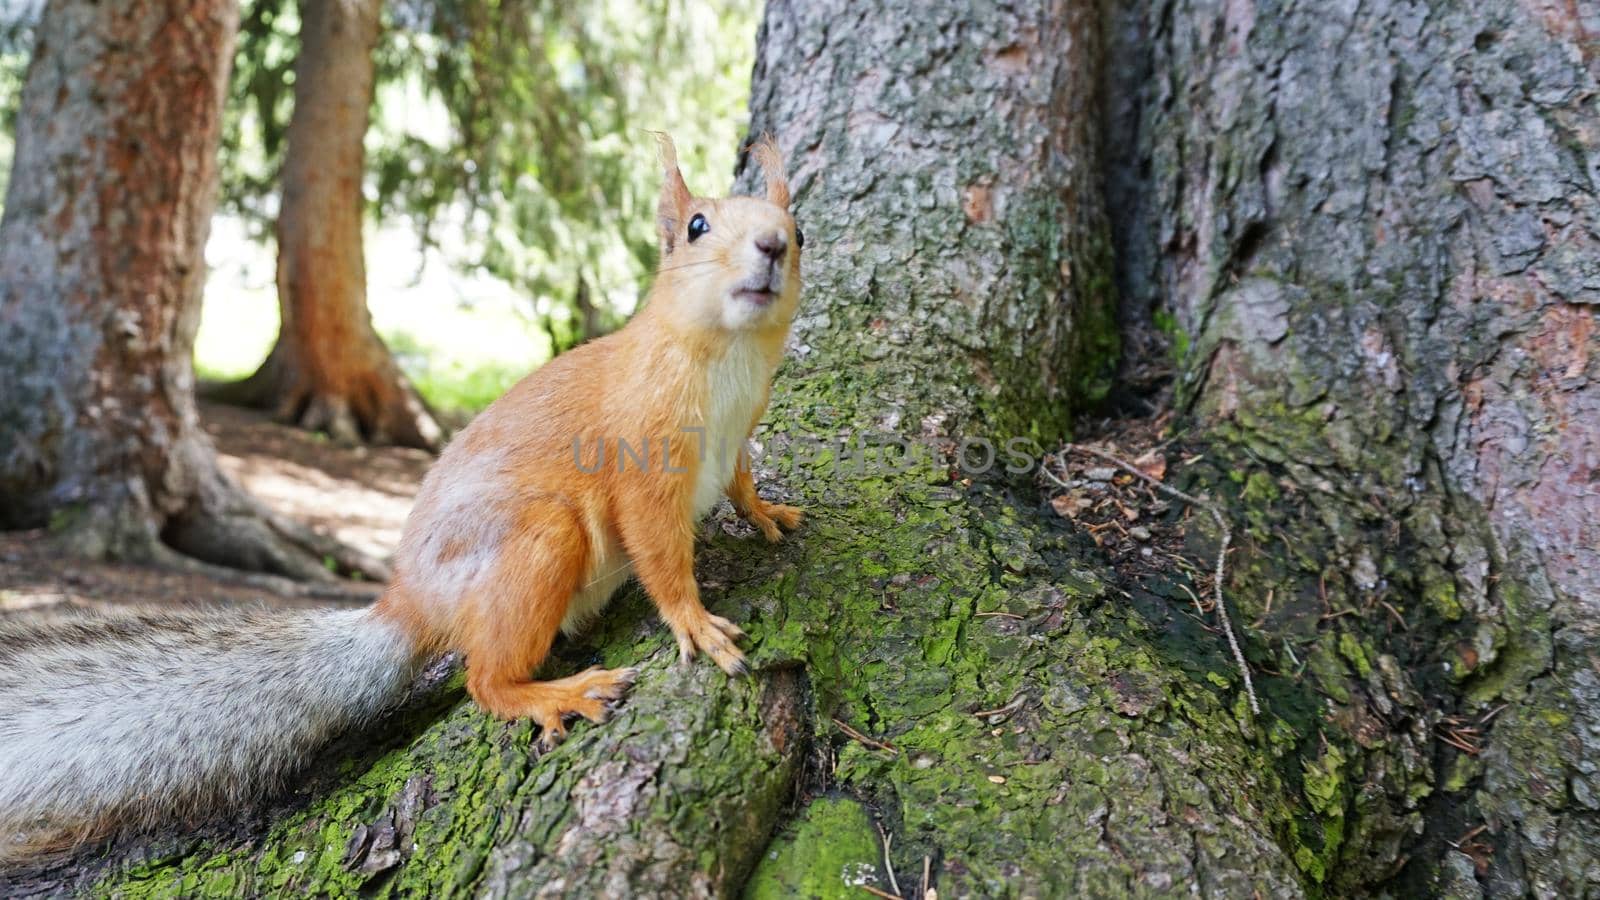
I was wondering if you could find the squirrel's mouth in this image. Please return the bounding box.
[731,272,780,307]
[732,287,776,306]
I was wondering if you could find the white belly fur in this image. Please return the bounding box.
[562,531,630,635]
[692,337,771,518]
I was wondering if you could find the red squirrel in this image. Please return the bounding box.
[0,134,803,864]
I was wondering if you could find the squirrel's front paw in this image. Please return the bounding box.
[671,611,748,675]
[744,501,804,543]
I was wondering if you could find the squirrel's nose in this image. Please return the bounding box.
[755,231,787,262]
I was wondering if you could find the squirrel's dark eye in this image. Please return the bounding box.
[687,213,710,242]
[795,226,805,250]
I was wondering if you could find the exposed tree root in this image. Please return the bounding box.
[169,461,391,584]
[52,448,388,597]
[204,342,443,452]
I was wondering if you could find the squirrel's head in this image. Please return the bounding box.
[650,133,802,333]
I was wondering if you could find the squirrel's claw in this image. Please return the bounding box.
[672,612,748,675]
[745,501,804,543]
[528,666,639,750]
[585,666,638,700]
[537,720,568,750]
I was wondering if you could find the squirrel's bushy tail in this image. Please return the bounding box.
[0,605,420,865]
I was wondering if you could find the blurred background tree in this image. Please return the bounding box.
[211,0,449,450]
[205,0,760,435]
[0,0,758,436]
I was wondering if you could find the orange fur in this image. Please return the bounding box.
[727,449,803,543]
[375,134,803,742]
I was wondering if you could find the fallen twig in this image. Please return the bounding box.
[877,822,901,899]
[1478,703,1509,726]
[1059,443,1261,714]
[971,693,1027,720]
[1447,824,1488,849]
[1252,587,1276,628]
[1176,581,1215,629]
[833,717,897,754]
[1379,600,1409,631]
[1437,722,1481,756]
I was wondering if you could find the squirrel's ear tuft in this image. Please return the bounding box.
[653,131,694,254]
[748,133,790,208]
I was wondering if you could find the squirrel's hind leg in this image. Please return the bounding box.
[461,504,637,746]
[471,666,638,749]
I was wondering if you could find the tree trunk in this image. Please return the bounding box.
[0,0,383,583]
[1105,0,1600,893]
[211,0,443,451]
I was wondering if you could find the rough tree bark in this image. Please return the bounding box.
[0,0,381,582]
[209,0,444,450]
[1105,0,1599,894]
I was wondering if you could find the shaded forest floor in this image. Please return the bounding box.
[0,403,432,616]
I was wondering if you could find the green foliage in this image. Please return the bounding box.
[384,330,525,418]
[5,0,758,350]
[224,0,759,345]
[218,0,297,237]
[0,3,40,214]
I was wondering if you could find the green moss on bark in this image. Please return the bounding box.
[743,796,882,899]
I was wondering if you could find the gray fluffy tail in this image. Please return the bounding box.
[0,605,419,865]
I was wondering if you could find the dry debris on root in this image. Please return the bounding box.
[1041,412,1260,715]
